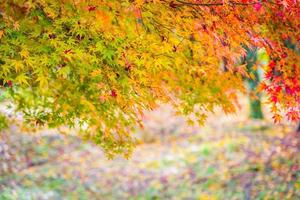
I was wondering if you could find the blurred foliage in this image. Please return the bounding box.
[0,90,9,102]
[0,113,7,130]
[1,113,299,199]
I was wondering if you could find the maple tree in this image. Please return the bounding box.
[0,0,299,156]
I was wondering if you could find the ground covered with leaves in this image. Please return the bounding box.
[1,106,300,200]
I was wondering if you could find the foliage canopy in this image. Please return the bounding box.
[0,0,299,156]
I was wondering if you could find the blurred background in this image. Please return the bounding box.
[0,93,299,199]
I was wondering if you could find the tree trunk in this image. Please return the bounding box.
[244,46,264,120]
[247,70,264,120]
[297,122,300,133]
[249,96,264,119]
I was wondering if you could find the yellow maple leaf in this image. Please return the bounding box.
[20,49,29,58]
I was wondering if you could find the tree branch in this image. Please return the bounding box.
[175,0,276,7]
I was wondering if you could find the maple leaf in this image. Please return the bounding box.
[7,80,12,88]
[280,0,289,9]
[272,114,282,123]
[111,90,117,97]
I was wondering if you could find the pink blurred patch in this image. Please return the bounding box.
[253,3,262,11]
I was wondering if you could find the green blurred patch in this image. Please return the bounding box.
[237,123,271,132]
[0,113,8,130]
[0,90,9,102]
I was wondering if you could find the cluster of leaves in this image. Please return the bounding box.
[0,0,299,155]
